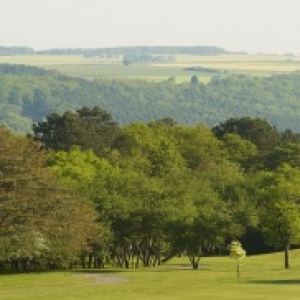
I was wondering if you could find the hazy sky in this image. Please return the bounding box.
[1,0,299,54]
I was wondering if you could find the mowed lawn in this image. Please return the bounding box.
[2,250,300,300]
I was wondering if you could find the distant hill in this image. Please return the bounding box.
[36,46,228,56]
[0,45,228,57]
[1,63,300,133]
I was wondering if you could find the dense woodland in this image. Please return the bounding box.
[1,103,300,272]
[1,64,300,134]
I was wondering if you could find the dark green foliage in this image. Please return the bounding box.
[264,142,300,171]
[190,75,199,85]
[32,106,119,156]
[0,63,51,76]
[212,117,281,153]
[281,129,300,144]
[149,117,177,127]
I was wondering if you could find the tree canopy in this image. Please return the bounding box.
[0,126,98,269]
[32,106,119,156]
[2,64,300,133]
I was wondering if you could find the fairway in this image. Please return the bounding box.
[2,250,300,300]
[0,54,299,83]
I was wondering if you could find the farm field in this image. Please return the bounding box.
[2,250,300,300]
[0,54,300,83]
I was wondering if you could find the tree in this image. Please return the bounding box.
[50,143,189,269]
[0,126,98,270]
[32,106,119,156]
[148,117,177,127]
[213,117,281,154]
[263,142,300,171]
[172,124,225,171]
[165,168,248,270]
[122,56,133,66]
[190,75,199,85]
[111,122,186,177]
[220,133,257,168]
[258,164,300,269]
[228,240,246,277]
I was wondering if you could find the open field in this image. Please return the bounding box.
[2,250,300,300]
[1,54,300,83]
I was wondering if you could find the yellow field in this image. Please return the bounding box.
[1,54,299,82]
[156,54,300,74]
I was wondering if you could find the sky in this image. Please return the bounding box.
[1,0,299,54]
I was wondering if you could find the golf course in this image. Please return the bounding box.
[2,250,300,300]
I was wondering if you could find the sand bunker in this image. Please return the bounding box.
[77,273,129,284]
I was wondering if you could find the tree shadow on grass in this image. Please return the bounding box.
[249,279,300,285]
[172,263,211,270]
[0,269,68,276]
[144,264,211,272]
[72,269,125,275]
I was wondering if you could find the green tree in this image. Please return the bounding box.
[32,106,119,156]
[228,240,246,277]
[213,117,281,154]
[258,164,300,269]
[0,126,98,270]
[263,142,300,170]
[190,75,199,85]
[220,133,257,167]
[111,122,186,177]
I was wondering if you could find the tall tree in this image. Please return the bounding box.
[32,106,119,156]
[0,126,98,269]
[258,164,300,269]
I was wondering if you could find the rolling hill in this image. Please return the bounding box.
[0,63,300,133]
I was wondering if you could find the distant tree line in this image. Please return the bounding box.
[0,45,228,57]
[183,66,226,74]
[36,46,228,57]
[0,46,35,56]
[122,54,175,65]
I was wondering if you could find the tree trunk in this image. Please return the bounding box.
[192,259,199,270]
[237,259,241,277]
[187,245,201,269]
[88,253,93,269]
[284,241,290,269]
[161,249,183,263]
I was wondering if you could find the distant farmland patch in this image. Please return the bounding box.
[1,54,300,83]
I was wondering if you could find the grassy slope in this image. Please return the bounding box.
[2,250,300,300]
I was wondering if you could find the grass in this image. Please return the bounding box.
[1,54,300,83]
[1,250,300,299]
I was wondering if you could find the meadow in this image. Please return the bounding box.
[2,250,300,300]
[1,53,300,83]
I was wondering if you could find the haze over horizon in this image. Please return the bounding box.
[1,0,299,55]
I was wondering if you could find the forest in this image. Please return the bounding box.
[1,64,300,134]
[1,103,300,272]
